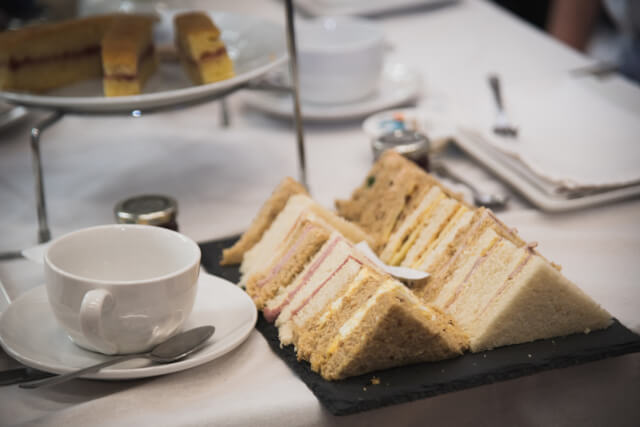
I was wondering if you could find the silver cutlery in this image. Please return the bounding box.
[0,250,24,261]
[488,74,518,138]
[0,367,54,386]
[354,241,429,287]
[19,325,215,389]
[433,162,509,210]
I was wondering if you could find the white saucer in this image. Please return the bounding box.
[244,62,421,122]
[0,273,256,380]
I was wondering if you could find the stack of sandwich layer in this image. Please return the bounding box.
[222,178,468,380]
[337,151,611,352]
[222,151,612,380]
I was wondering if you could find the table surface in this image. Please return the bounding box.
[1,0,639,426]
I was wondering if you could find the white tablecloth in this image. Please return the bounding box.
[1,1,639,425]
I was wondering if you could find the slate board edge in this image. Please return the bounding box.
[255,313,640,416]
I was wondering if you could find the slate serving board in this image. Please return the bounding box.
[200,236,640,416]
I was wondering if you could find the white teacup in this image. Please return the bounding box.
[44,224,201,355]
[297,16,385,104]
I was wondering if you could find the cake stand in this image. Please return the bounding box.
[0,0,306,245]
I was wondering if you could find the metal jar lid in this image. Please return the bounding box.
[372,129,431,170]
[114,194,178,227]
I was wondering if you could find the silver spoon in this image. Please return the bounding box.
[20,325,215,389]
[433,162,509,210]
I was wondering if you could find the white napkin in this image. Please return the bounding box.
[21,242,49,264]
[466,78,640,192]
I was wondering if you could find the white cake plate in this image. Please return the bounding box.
[0,11,287,114]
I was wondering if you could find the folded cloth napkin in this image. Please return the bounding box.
[462,77,640,193]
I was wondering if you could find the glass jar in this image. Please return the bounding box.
[114,194,179,231]
[371,129,430,171]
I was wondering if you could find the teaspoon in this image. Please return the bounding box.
[433,162,509,210]
[20,325,215,389]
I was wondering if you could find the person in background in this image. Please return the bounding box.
[547,0,640,83]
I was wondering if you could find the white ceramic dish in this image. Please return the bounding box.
[0,273,257,380]
[297,16,384,104]
[44,224,201,355]
[245,62,421,121]
[0,11,286,113]
[294,0,458,17]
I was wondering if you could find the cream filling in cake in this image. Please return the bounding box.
[2,45,101,71]
[180,43,228,64]
[103,44,155,81]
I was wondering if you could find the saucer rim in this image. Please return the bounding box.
[0,273,257,380]
[244,61,422,121]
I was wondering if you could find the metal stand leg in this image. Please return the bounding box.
[30,111,64,243]
[285,0,307,190]
[220,98,230,127]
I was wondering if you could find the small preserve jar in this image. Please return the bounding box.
[114,195,179,231]
[371,129,431,171]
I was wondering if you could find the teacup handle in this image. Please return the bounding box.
[80,289,118,355]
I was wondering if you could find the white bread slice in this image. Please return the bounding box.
[468,254,612,351]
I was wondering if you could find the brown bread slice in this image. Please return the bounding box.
[221,177,307,265]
